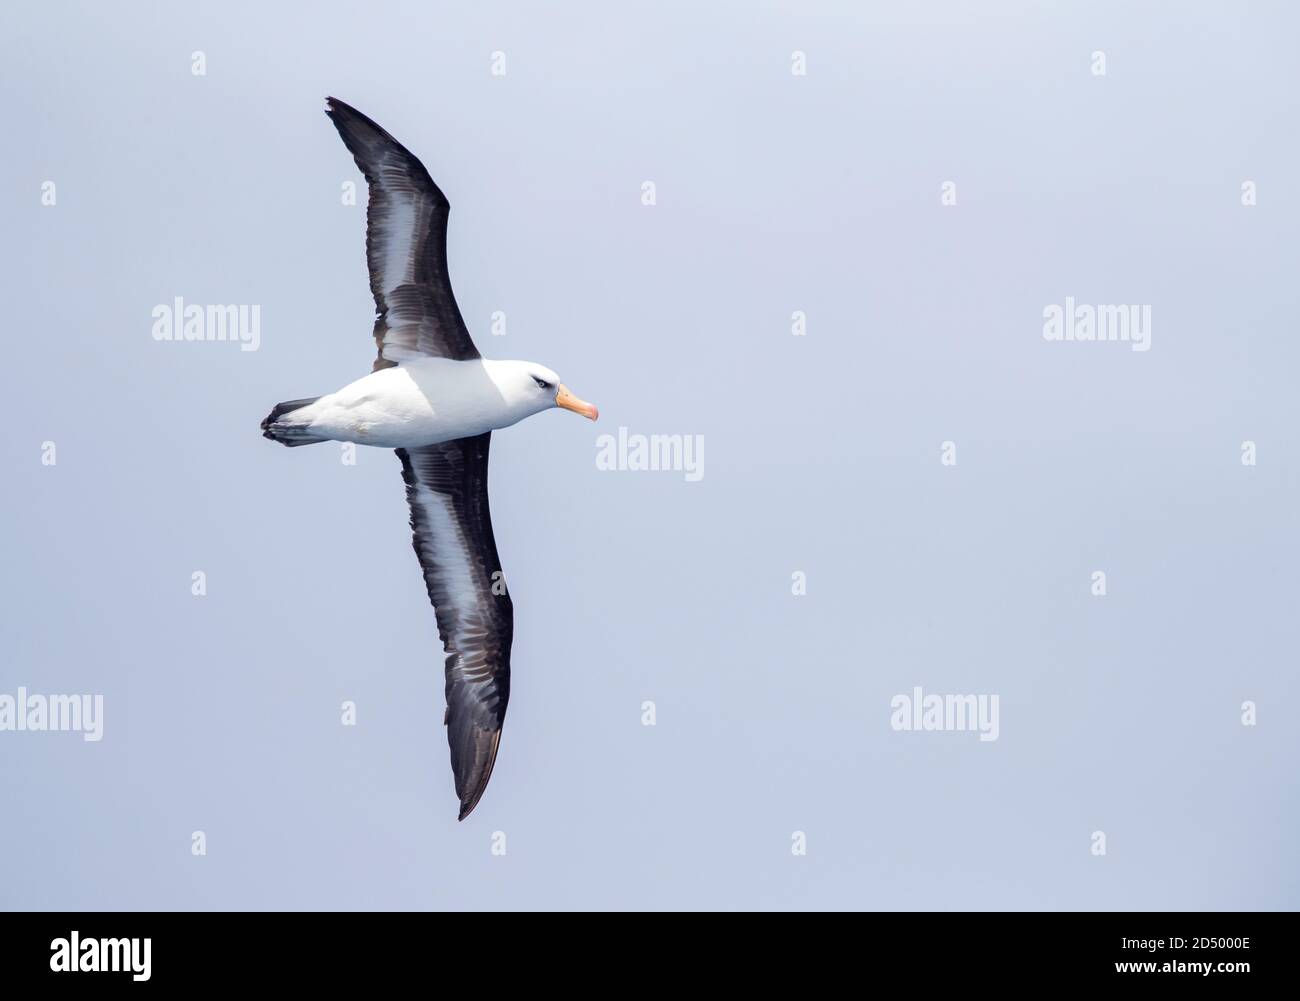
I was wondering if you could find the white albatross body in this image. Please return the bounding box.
[293,357,567,449]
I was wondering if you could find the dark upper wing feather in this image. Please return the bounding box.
[325,97,480,367]
[398,435,512,820]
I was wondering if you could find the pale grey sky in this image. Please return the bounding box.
[1,0,1297,910]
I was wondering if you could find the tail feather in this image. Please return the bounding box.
[261,397,328,446]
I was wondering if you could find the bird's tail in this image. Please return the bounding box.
[261,397,328,446]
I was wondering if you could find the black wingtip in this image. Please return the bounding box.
[451,727,502,822]
[323,96,385,137]
[456,779,488,822]
[323,96,365,132]
[323,96,352,128]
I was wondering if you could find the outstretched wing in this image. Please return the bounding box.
[326,96,480,368]
[397,435,512,820]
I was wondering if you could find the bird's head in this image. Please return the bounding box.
[496,361,599,422]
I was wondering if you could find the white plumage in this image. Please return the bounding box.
[289,358,567,449]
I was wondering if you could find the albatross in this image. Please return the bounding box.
[261,97,598,820]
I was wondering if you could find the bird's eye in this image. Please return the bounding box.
[533,377,551,390]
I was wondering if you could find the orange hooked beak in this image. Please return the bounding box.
[555,384,599,421]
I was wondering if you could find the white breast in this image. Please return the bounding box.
[300,358,520,448]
